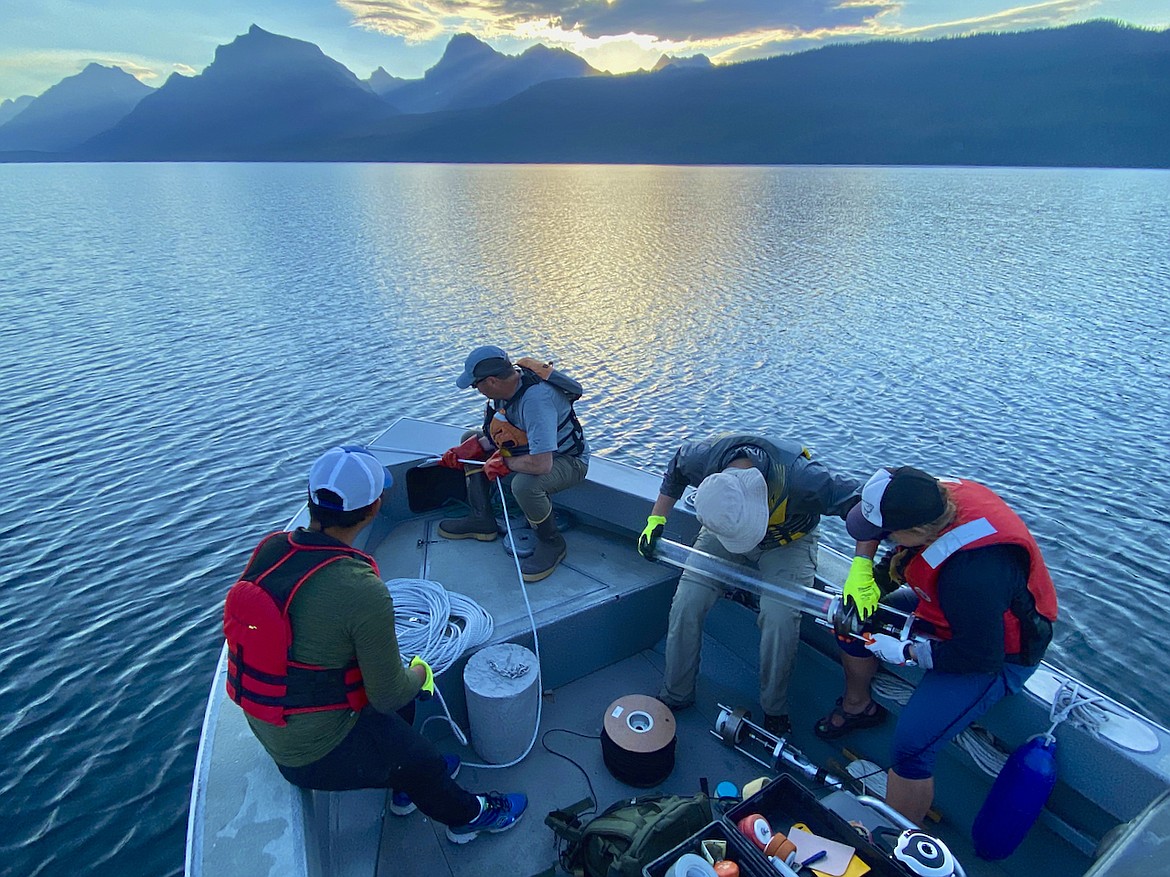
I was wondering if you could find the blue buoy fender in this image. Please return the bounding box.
[971,734,1059,860]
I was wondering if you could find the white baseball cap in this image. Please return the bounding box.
[693,466,768,555]
[308,446,392,511]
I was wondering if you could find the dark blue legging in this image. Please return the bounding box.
[836,590,1034,779]
[277,705,479,826]
[892,664,1033,779]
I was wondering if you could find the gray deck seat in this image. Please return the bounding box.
[300,786,386,877]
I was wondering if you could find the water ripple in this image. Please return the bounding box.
[1,163,1168,877]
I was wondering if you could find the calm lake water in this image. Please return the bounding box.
[1,162,1168,877]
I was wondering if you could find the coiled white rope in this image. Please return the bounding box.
[394,476,543,770]
[388,578,495,676]
[1047,679,1111,739]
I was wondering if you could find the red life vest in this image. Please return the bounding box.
[223,530,379,726]
[903,479,1058,657]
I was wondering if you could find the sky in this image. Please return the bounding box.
[1,0,1167,102]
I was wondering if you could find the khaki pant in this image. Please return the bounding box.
[659,526,818,716]
[461,429,588,523]
[509,454,588,523]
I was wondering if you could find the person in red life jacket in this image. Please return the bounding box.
[814,466,1058,825]
[637,434,862,737]
[437,345,589,583]
[224,445,526,843]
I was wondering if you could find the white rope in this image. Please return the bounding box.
[1047,679,1112,739]
[455,477,544,769]
[388,578,495,676]
[406,477,544,770]
[953,723,1009,776]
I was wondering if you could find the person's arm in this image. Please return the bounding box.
[650,493,679,518]
[505,451,553,475]
[928,545,1026,674]
[853,539,880,560]
[658,443,702,500]
[787,457,862,519]
[348,571,422,713]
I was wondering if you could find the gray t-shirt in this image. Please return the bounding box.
[507,381,590,461]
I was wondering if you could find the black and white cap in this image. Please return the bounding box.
[846,466,945,541]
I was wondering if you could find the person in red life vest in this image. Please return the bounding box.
[224,445,526,843]
[814,466,1058,825]
[437,345,589,583]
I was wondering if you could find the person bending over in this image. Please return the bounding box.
[816,465,1058,825]
[638,433,860,736]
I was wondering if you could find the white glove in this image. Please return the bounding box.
[865,633,916,666]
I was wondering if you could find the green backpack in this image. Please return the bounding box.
[545,793,713,877]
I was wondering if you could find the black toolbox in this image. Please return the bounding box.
[642,818,772,877]
[722,774,910,877]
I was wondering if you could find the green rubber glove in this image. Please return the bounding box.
[843,556,881,620]
[638,515,667,560]
[410,656,435,700]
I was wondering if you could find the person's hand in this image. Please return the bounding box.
[843,556,881,620]
[482,452,510,481]
[863,633,915,665]
[637,515,667,560]
[439,436,486,469]
[410,656,435,700]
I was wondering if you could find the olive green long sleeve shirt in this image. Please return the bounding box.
[246,529,420,767]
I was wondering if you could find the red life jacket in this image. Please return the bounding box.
[223,530,379,726]
[904,479,1058,658]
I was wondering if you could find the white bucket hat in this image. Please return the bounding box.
[693,466,768,555]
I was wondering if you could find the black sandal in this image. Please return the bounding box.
[813,696,887,740]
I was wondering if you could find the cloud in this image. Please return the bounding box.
[0,50,192,97]
[333,0,1122,74]
[336,0,892,43]
[710,0,1104,63]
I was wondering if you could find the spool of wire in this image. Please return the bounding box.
[600,695,677,787]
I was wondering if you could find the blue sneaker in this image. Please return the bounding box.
[390,754,460,816]
[445,791,528,843]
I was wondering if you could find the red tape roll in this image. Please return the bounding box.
[736,813,772,851]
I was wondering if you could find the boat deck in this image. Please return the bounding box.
[360,507,1090,877]
[188,418,1170,877]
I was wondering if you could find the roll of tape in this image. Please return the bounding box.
[736,813,772,851]
[665,852,718,877]
[764,833,797,861]
[603,695,676,752]
[601,694,678,786]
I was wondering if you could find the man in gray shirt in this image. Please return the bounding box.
[438,345,589,582]
[638,434,860,735]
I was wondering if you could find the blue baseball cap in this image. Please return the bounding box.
[308,445,392,511]
[456,345,511,389]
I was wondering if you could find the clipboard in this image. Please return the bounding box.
[788,823,868,877]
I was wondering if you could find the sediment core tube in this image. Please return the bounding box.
[652,538,834,619]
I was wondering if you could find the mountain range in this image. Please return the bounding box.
[0,63,152,152]
[1,20,1167,167]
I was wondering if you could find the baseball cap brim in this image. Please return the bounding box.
[456,345,509,389]
[846,502,887,542]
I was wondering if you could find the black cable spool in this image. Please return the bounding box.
[600,695,677,787]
